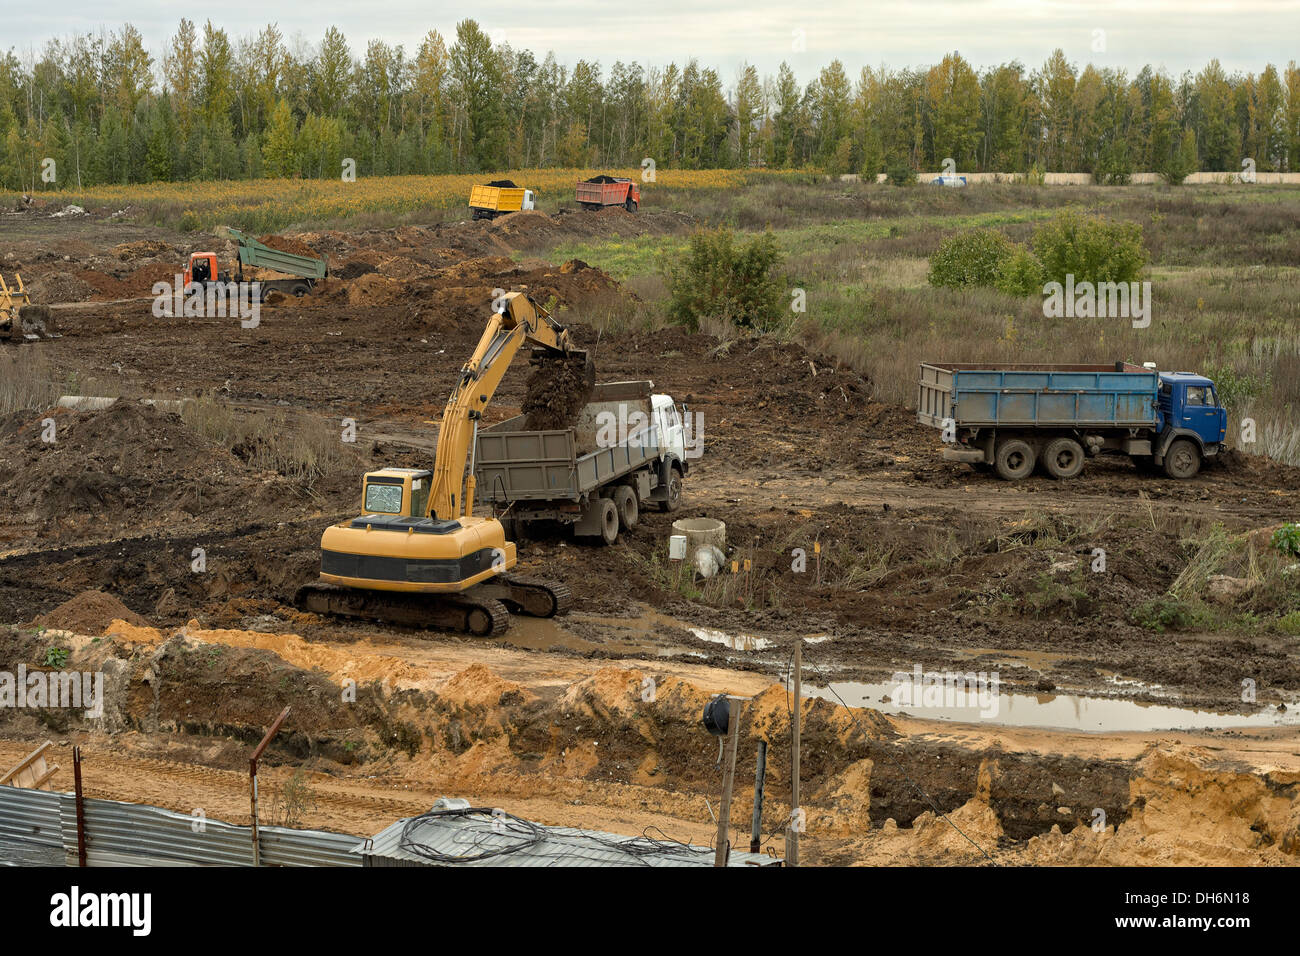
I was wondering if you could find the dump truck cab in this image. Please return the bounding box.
[184,252,220,286]
[360,468,433,518]
[1157,372,1227,450]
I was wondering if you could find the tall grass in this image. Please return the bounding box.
[181,395,345,484]
[0,350,59,416]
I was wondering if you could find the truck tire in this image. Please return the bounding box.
[658,465,684,512]
[613,486,639,531]
[994,438,1036,481]
[291,283,310,297]
[1042,437,1085,479]
[625,199,637,212]
[1162,439,1201,479]
[596,497,620,545]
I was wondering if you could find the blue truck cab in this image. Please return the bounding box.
[1158,372,1228,450]
[917,361,1226,480]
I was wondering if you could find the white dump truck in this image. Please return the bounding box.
[474,380,691,543]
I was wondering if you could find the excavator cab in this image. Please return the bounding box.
[361,468,432,517]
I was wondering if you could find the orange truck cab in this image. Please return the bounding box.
[184,252,222,286]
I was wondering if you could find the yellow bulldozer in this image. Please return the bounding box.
[294,291,587,636]
[1,274,53,342]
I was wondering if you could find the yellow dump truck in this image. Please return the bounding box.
[469,180,536,220]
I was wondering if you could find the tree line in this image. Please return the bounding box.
[1,18,1298,190]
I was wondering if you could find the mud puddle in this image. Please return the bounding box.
[814,678,1300,732]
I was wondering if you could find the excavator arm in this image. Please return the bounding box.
[427,292,579,521]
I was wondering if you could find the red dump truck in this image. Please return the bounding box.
[576,175,640,211]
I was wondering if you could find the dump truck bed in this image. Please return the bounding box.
[918,362,1160,429]
[470,184,527,212]
[476,381,661,503]
[227,228,329,280]
[576,180,631,206]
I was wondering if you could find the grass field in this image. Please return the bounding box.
[2,168,757,233]
[550,180,1300,463]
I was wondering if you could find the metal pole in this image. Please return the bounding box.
[713,697,742,867]
[789,642,802,867]
[72,746,87,867]
[249,706,291,867]
[750,739,767,854]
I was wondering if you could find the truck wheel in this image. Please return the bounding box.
[596,497,620,545]
[291,283,310,297]
[1162,439,1201,479]
[613,486,639,530]
[994,439,1036,481]
[625,199,637,212]
[1042,437,1085,479]
[658,466,684,512]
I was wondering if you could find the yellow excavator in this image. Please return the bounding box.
[295,292,585,636]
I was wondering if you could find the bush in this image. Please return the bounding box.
[1032,210,1147,286]
[994,246,1046,297]
[928,229,1016,289]
[665,227,785,332]
[1160,130,1199,185]
[1272,523,1300,558]
[1094,143,1133,185]
[886,162,915,187]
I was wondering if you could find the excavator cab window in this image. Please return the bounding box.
[191,256,211,284]
[409,477,430,519]
[364,482,404,514]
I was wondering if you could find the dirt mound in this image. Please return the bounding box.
[0,401,263,539]
[522,353,596,430]
[27,272,94,304]
[32,589,148,634]
[111,239,175,261]
[257,234,317,258]
[337,260,377,280]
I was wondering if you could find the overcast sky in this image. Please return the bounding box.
[7,0,1299,84]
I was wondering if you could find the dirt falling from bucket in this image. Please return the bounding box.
[522,352,596,430]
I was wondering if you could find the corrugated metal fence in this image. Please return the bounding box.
[0,786,360,867]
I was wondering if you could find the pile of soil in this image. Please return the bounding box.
[0,402,256,535]
[257,234,317,258]
[27,272,94,304]
[522,353,596,430]
[111,240,176,261]
[32,589,148,634]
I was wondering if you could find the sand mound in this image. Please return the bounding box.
[435,663,532,709]
[33,590,148,634]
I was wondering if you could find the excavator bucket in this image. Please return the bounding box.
[523,349,596,430]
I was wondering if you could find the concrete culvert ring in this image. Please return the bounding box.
[1042,437,1085,479]
[614,485,639,530]
[672,517,725,552]
[995,438,1036,481]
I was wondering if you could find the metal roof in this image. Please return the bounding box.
[0,785,361,867]
[355,804,780,867]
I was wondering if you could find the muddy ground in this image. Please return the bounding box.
[1,206,1298,865]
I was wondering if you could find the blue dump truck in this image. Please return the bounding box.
[918,362,1227,480]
